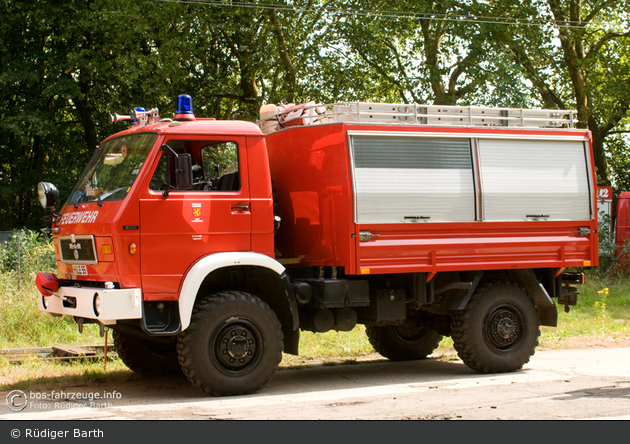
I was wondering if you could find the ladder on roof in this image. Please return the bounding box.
[257,101,578,134]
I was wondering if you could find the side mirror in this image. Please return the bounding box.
[176,154,193,190]
[161,144,194,197]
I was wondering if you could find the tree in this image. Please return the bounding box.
[0,0,339,229]
[321,0,511,105]
[0,0,90,230]
[4,0,630,231]
[481,0,630,185]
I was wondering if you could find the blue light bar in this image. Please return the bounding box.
[131,107,146,125]
[176,95,193,114]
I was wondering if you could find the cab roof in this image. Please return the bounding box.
[106,118,263,141]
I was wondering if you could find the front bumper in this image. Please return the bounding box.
[38,285,142,325]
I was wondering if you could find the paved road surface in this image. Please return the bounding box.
[2,347,629,420]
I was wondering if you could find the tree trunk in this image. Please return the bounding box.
[590,119,611,185]
[73,82,98,152]
[269,9,297,103]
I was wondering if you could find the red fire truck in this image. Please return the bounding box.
[597,185,630,264]
[615,192,630,259]
[36,96,597,396]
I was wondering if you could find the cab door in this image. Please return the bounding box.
[138,136,251,298]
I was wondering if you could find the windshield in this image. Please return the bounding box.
[66,133,157,206]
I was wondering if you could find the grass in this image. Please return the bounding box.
[0,264,105,350]
[0,358,135,392]
[1,233,629,390]
[538,275,630,349]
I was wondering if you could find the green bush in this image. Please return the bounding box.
[0,229,102,349]
[0,229,56,276]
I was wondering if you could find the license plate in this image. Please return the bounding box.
[73,265,88,276]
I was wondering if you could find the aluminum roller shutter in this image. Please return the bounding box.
[477,139,590,221]
[350,136,475,223]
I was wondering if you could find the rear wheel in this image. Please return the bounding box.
[113,330,181,376]
[451,281,540,373]
[177,291,283,396]
[366,322,443,361]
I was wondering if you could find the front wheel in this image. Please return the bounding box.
[451,281,540,373]
[177,291,284,396]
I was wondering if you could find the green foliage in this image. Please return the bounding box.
[0,0,333,230]
[0,229,55,276]
[595,202,626,273]
[606,132,630,192]
[540,274,630,347]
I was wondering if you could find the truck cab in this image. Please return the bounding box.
[39,104,280,324]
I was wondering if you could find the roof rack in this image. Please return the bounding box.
[257,101,578,134]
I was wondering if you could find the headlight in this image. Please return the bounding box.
[37,182,59,209]
[93,293,102,316]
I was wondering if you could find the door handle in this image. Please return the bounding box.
[231,205,249,211]
[526,214,550,219]
[573,227,590,236]
[358,231,380,242]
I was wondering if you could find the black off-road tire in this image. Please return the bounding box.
[366,323,443,361]
[177,291,284,396]
[451,281,540,374]
[113,330,182,376]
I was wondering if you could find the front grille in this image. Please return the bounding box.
[59,236,98,264]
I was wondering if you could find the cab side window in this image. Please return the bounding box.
[149,140,240,192]
[201,142,240,191]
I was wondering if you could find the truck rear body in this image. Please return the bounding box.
[267,123,597,275]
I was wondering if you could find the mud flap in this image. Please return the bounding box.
[508,269,558,327]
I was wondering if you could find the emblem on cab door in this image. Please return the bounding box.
[192,203,203,223]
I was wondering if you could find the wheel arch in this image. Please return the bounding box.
[178,252,298,334]
[440,269,557,327]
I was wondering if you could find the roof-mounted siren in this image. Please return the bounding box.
[109,113,132,124]
[110,107,159,127]
[130,107,160,127]
[174,94,196,121]
[131,107,146,126]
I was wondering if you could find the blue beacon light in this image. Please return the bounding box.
[131,107,146,125]
[174,94,195,121]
